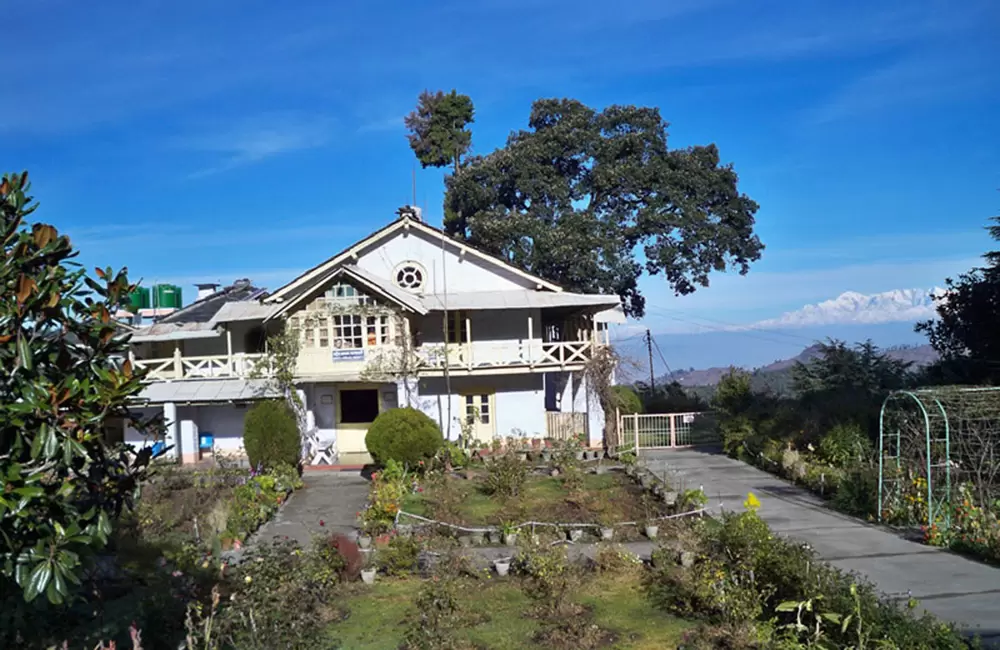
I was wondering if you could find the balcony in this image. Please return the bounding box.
[414,339,597,375]
[132,339,601,382]
[132,351,273,381]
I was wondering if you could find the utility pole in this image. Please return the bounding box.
[645,329,655,392]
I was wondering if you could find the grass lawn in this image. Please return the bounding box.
[325,571,694,649]
[401,471,669,535]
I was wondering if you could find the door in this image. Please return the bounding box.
[463,392,495,444]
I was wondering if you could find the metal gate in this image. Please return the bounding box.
[615,411,719,452]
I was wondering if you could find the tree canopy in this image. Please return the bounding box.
[438,97,763,317]
[404,90,475,174]
[0,172,156,605]
[916,215,1000,384]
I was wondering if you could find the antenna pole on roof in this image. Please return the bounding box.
[412,163,417,207]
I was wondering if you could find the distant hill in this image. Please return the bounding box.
[659,343,939,389]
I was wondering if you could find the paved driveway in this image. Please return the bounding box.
[641,447,1000,642]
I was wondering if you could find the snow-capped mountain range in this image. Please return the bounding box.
[735,287,947,330]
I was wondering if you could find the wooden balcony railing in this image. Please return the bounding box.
[132,352,272,381]
[132,339,602,382]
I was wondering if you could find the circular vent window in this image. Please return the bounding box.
[394,262,426,291]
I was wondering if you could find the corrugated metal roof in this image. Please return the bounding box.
[130,323,218,342]
[420,291,620,311]
[136,379,281,404]
[210,301,281,324]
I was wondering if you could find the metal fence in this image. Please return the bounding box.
[616,411,719,451]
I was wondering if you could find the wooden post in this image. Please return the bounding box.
[669,414,677,448]
[465,315,472,370]
[173,343,182,378]
[226,326,233,375]
[527,314,534,368]
[633,412,640,454]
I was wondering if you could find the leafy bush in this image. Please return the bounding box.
[713,368,754,418]
[359,470,407,536]
[243,400,301,470]
[365,407,444,467]
[611,385,643,414]
[377,533,422,576]
[818,421,873,468]
[832,467,879,518]
[402,573,464,650]
[484,450,528,499]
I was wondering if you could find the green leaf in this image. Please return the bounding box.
[16,335,32,370]
[24,561,52,602]
[775,601,801,612]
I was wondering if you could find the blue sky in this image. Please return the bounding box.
[5,0,999,339]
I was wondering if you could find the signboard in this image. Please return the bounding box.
[332,348,365,362]
[682,414,695,424]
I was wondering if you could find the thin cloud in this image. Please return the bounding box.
[179,113,335,178]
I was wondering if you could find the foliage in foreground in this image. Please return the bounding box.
[652,508,973,649]
[1,171,158,605]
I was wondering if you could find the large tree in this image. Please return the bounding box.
[441,98,763,317]
[0,172,155,608]
[404,89,475,174]
[916,215,1000,384]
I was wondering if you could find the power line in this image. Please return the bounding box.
[650,336,673,378]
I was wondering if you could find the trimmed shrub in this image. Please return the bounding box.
[365,407,444,466]
[243,399,301,470]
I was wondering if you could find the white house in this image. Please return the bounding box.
[124,208,623,464]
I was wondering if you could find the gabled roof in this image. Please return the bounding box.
[266,264,428,322]
[265,215,563,304]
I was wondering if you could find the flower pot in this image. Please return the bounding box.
[550,468,560,477]
[679,551,695,568]
[663,491,678,506]
[567,529,583,542]
[358,535,372,550]
[470,532,485,546]
[624,465,636,477]
[361,568,377,585]
[541,451,552,462]
[487,531,501,545]
[503,532,518,547]
[396,524,413,537]
[575,451,585,461]
[600,527,615,541]
[494,560,510,577]
[644,525,659,540]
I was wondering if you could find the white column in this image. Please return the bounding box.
[162,402,179,462]
[226,326,233,374]
[180,419,199,465]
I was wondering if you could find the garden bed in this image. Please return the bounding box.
[324,569,694,649]
[397,468,689,543]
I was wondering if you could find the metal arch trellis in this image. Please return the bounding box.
[878,386,1000,530]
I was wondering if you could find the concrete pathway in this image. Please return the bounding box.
[641,447,1000,642]
[250,470,370,549]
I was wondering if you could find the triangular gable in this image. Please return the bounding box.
[266,216,562,304]
[266,265,428,322]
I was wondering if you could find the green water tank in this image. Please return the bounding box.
[153,284,183,309]
[128,286,150,312]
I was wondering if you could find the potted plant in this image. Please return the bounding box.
[470,530,485,546]
[494,557,511,576]
[361,559,377,584]
[567,528,584,542]
[501,520,519,546]
[640,494,658,539]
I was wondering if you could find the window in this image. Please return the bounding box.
[446,310,468,344]
[340,389,379,423]
[333,314,364,349]
[325,282,374,306]
[366,315,389,346]
[465,394,490,424]
[393,261,426,291]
